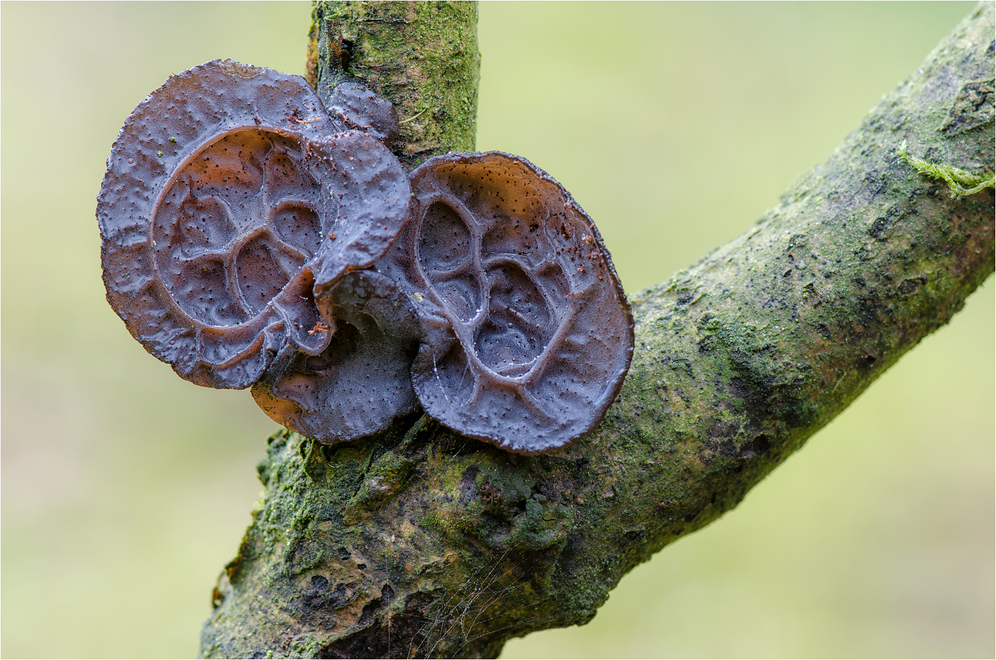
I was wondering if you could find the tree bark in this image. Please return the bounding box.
[200,2,995,657]
[306,0,479,170]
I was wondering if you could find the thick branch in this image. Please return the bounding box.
[201,3,994,658]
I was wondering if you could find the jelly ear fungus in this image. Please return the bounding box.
[251,270,422,444]
[378,152,635,454]
[97,60,410,391]
[98,61,634,453]
[327,82,400,146]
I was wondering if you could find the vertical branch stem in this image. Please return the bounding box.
[308,0,480,169]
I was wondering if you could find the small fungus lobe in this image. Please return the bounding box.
[251,270,421,443]
[327,82,400,146]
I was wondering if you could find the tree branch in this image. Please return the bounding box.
[200,2,994,657]
[306,0,479,169]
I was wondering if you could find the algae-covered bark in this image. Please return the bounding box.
[307,0,479,170]
[201,3,994,658]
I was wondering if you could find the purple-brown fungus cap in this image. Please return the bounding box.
[251,270,421,443]
[97,60,410,390]
[379,152,635,454]
[98,60,632,452]
[327,82,400,146]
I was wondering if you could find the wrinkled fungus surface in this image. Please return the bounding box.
[252,270,421,443]
[97,60,410,391]
[379,152,635,454]
[99,62,633,452]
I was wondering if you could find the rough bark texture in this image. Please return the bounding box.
[306,0,479,170]
[200,3,994,658]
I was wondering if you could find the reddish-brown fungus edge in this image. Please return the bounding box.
[378,151,635,454]
[97,60,632,454]
[97,60,410,391]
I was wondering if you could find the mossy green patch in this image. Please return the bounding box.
[312,0,480,168]
[900,140,995,196]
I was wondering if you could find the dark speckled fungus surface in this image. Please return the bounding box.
[251,270,422,443]
[97,59,410,391]
[378,152,635,453]
[97,60,634,452]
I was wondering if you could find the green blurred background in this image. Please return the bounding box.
[2,3,992,657]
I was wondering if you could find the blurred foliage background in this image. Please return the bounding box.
[1,2,991,657]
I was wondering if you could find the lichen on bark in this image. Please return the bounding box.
[200,2,994,658]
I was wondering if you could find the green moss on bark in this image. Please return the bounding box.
[201,3,994,658]
[309,0,479,169]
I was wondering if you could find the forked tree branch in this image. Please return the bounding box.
[201,2,994,657]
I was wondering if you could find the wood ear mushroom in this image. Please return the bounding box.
[98,60,634,453]
[377,152,634,454]
[97,59,410,390]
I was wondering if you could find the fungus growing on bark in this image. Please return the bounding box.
[251,270,421,443]
[98,61,634,453]
[378,152,635,454]
[97,60,410,391]
[327,82,400,146]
